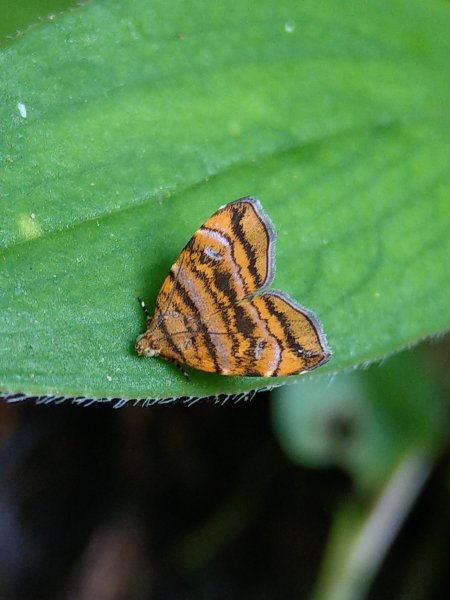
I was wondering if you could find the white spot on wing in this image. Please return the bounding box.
[266,340,281,374]
[199,228,231,249]
[254,339,265,360]
[204,246,223,261]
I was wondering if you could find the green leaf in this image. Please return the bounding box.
[1,0,449,401]
[0,0,76,49]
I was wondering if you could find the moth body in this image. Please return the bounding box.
[135,332,160,358]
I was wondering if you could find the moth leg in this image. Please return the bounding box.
[164,356,190,380]
[176,363,190,380]
[137,297,152,323]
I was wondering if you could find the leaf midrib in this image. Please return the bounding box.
[2,112,446,254]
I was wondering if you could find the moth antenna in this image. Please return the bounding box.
[137,296,152,322]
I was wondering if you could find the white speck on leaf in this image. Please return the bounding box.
[284,21,295,33]
[17,102,27,118]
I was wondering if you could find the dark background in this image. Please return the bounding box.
[0,339,449,600]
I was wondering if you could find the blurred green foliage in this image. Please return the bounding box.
[272,345,447,490]
[272,339,449,600]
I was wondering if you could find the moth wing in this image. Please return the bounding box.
[245,290,331,376]
[154,290,331,376]
[140,197,330,376]
[151,196,275,321]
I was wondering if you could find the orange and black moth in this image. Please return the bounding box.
[136,197,331,377]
